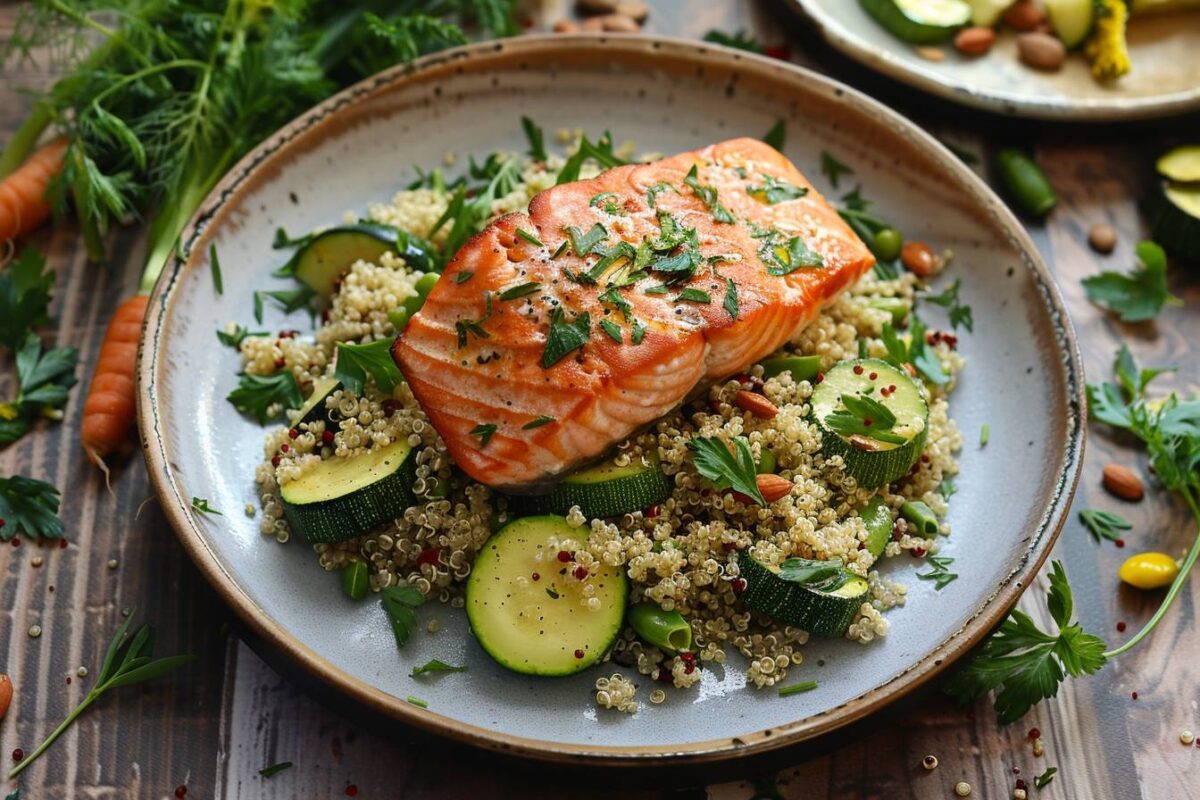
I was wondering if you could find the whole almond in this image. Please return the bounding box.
[954,27,996,56]
[756,473,794,503]
[1103,464,1144,502]
[1017,32,1066,71]
[1003,0,1046,31]
[734,390,779,419]
[0,674,12,720]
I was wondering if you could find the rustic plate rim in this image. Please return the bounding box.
[137,34,1086,765]
[790,0,1200,121]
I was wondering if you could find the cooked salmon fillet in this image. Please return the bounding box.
[392,137,874,491]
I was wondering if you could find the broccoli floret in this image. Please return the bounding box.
[1085,0,1132,80]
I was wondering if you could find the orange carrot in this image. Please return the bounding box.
[0,138,68,244]
[81,294,149,467]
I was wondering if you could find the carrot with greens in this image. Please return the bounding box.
[0,138,67,244]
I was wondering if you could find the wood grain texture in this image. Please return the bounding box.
[2,1,1198,798]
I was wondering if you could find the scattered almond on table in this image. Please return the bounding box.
[1088,223,1117,254]
[1103,463,1145,502]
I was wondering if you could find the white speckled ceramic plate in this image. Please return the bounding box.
[138,35,1085,764]
[793,0,1200,120]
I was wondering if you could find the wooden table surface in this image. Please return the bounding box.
[2,1,1198,798]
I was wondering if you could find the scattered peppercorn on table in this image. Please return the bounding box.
[1,2,1197,799]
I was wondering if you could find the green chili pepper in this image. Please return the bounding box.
[900,500,940,538]
[995,149,1057,217]
[340,559,369,601]
[628,602,693,654]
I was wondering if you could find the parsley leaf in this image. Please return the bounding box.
[820,151,854,189]
[675,288,711,304]
[227,371,303,424]
[191,497,221,515]
[1114,343,1173,398]
[599,318,623,343]
[0,334,78,447]
[0,247,55,351]
[881,319,950,386]
[216,324,268,348]
[942,561,1107,723]
[598,286,633,321]
[762,119,786,151]
[470,423,497,447]
[565,223,608,256]
[455,293,493,348]
[253,287,315,324]
[380,585,425,649]
[917,555,958,590]
[723,278,739,320]
[684,164,735,223]
[334,339,403,395]
[702,29,764,54]
[259,762,293,779]
[822,392,908,445]
[687,435,765,505]
[923,278,974,333]
[521,116,547,162]
[631,318,647,345]
[589,192,625,216]
[1081,241,1181,322]
[410,659,467,677]
[760,235,825,275]
[746,175,807,204]
[541,308,591,368]
[0,474,64,541]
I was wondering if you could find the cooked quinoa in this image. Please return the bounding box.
[247,150,963,702]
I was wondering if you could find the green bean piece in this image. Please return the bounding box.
[995,149,1057,217]
[756,448,777,475]
[388,307,409,332]
[900,500,940,538]
[861,496,894,559]
[865,296,910,324]
[414,272,439,297]
[760,355,822,384]
[628,602,693,654]
[871,227,903,261]
[340,560,369,601]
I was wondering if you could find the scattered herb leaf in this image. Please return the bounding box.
[253,287,315,324]
[702,29,764,54]
[522,416,555,430]
[762,119,786,151]
[216,324,268,349]
[684,164,735,223]
[521,116,547,162]
[454,271,474,284]
[820,151,854,189]
[777,558,845,588]
[599,318,623,343]
[406,695,428,708]
[1082,241,1181,322]
[923,278,974,332]
[917,555,958,590]
[746,174,807,204]
[675,288,711,304]
[723,278,739,320]
[209,244,223,295]
[259,762,293,779]
[0,247,54,351]
[1078,509,1132,543]
[334,339,404,396]
[191,497,221,516]
[380,585,425,649]
[499,282,541,301]
[410,659,468,677]
[646,181,676,209]
[226,371,303,425]
[778,680,818,697]
[631,318,647,345]
[516,228,544,247]
[556,132,627,184]
[565,223,608,256]
[980,423,990,447]
[687,435,765,505]
[598,286,633,321]
[0,474,64,542]
[760,235,825,275]
[541,308,591,368]
[1035,767,1057,789]
[470,423,497,447]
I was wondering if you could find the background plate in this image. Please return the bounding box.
[793,0,1200,120]
[138,35,1084,764]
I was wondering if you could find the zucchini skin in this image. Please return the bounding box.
[1142,181,1200,262]
[858,0,969,44]
[737,553,868,638]
[280,450,418,544]
[512,463,671,518]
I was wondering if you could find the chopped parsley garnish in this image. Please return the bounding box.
[881,319,949,386]
[599,318,623,342]
[585,241,637,284]
[777,680,818,697]
[943,561,1106,723]
[916,555,958,590]
[646,181,676,209]
[683,164,735,223]
[746,175,807,204]
[820,150,854,189]
[675,288,711,304]
[0,247,55,350]
[455,292,493,347]
[723,278,739,320]
[644,285,669,295]
[191,497,222,515]
[979,423,990,447]
[631,319,647,345]
[940,477,957,499]
[259,762,293,779]
[545,587,560,599]
[253,286,315,324]
[454,271,474,284]
[589,192,625,215]
[598,286,633,320]
[551,240,569,259]
[687,435,765,505]
[334,338,404,395]
[470,423,497,447]
[499,282,541,301]
[823,393,908,445]
[380,585,426,649]
[522,415,556,430]
[1078,509,1131,543]
[840,185,870,212]
[516,227,544,247]
[760,235,825,275]
[227,371,303,424]
[923,278,974,332]
[406,695,429,708]
[0,474,64,542]
[1035,767,1057,789]
[209,244,223,295]
[556,132,627,184]
[521,116,547,162]
[565,222,608,256]
[216,324,268,348]
[0,334,78,447]
[702,29,764,54]
[433,157,522,262]
[541,307,591,368]
[410,659,468,677]
[1082,240,1180,322]
[763,119,786,151]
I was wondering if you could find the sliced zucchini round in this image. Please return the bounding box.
[295,376,342,427]
[737,553,869,638]
[1156,145,1200,183]
[294,223,435,298]
[760,354,822,384]
[1044,0,1095,50]
[858,0,972,44]
[860,496,895,559]
[512,454,670,519]
[1142,179,1200,261]
[466,515,628,676]
[965,0,1015,26]
[811,358,928,488]
[279,440,417,544]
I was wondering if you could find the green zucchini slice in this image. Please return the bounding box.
[858,0,972,44]
[296,376,342,427]
[293,223,435,298]
[1156,145,1200,183]
[466,515,628,676]
[860,496,895,559]
[737,553,870,637]
[1142,180,1200,261]
[279,440,417,544]
[512,454,671,519]
[811,358,929,488]
[965,0,1014,25]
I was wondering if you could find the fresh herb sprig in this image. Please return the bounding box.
[881,320,949,386]
[380,585,426,649]
[687,435,765,505]
[334,338,404,396]
[916,555,958,590]
[9,612,195,778]
[0,474,64,542]
[0,334,78,447]
[226,371,303,424]
[1082,241,1181,322]
[923,278,974,333]
[1078,509,1131,543]
[0,247,54,351]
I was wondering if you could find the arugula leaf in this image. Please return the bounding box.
[565,223,607,256]
[599,318,623,343]
[723,278,739,321]
[687,435,765,505]
[334,339,403,395]
[0,474,64,541]
[923,278,974,333]
[469,423,497,447]
[259,762,293,779]
[684,164,735,223]
[747,175,807,205]
[0,247,55,350]
[227,371,303,425]
[762,119,786,151]
[702,29,764,54]
[521,116,546,162]
[820,151,854,189]
[942,561,1107,723]
[410,659,467,677]
[917,555,958,590]
[191,497,221,515]
[556,132,627,184]
[216,324,269,349]
[541,308,591,368]
[1081,241,1181,322]
[675,288,711,304]
[760,236,824,275]
[253,287,315,324]
[380,585,426,649]
[777,558,844,587]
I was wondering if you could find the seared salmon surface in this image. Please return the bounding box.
[392,138,875,490]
